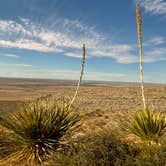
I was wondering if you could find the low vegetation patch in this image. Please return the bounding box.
[45,129,166,166]
[0,97,79,165]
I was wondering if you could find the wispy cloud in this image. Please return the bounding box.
[0,18,99,52]
[0,68,126,81]
[140,0,166,16]
[0,63,32,67]
[141,37,166,63]
[1,68,165,83]
[0,53,20,58]
[143,48,166,63]
[0,39,57,52]
[144,36,165,46]
[0,17,132,63]
[84,72,126,81]
[0,17,165,64]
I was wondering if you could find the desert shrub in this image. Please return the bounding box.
[0,97,79,165]
[127,109,166,143]
[134,139,166,166]
[46,130,140,166]
[46,129,166,166]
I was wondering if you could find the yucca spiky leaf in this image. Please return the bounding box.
[127,109,166,143]
[0,97,79,165]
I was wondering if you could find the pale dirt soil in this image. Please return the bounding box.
[0,82,166,137]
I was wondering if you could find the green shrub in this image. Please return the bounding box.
[127,109,166,143]
[0,97,79,165]
[134,140,166,166]
[45,129,166,166]
[46,130,140,166]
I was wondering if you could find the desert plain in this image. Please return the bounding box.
[0,78,166,135]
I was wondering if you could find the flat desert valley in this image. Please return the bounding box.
[0,78,166,134]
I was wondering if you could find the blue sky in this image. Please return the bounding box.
[0,0,166,83]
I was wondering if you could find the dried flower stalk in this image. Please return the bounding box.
[136,3,146,110]
[69,44,86,109]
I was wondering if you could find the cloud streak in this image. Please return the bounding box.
[0,63,32,67]
[0,68,126,81]
[144,36,165,46]
[143,48,166,63]
[0,53,20,58]
[140,0,166,16]
[0,17,165,64]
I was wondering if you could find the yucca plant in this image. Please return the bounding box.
[0,97,79,165]
[127,3,166,144]
[127,109,166,143]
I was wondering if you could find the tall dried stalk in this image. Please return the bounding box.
[69,44,86,109]
[136,4,146,110]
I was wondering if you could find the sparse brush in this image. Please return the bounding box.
[0,97,79,165]
[127,109,166,143]
[46,129,140,166]
[136,3,146,110]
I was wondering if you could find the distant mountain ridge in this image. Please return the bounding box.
[0,77,164,86]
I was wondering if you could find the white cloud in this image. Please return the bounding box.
[64,52,81,58]
[144,36,165,46]
[84,72,126,81]
[0,17,165,64]
[0,18,100,52]
[0,63,32,67]
[0,18,135,64]
[0,39,58,52]
[140,0,166,16]
[143,48,166,63]
[0,53,20,58]
[0,68,126,81]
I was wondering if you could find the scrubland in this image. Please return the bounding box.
[0,80,166,165]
